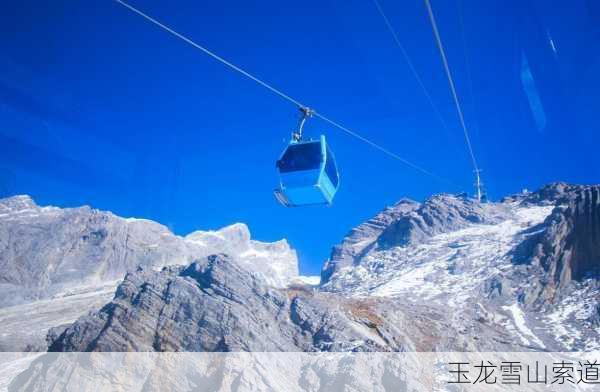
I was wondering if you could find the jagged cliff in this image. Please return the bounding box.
[513,184,600,311]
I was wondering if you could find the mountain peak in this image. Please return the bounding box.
[0,196,298,310]
[185,222,250,245]
[0,194,36,212]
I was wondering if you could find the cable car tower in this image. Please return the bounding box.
[474,169,486,202]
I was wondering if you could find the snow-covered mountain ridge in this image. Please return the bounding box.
[0,195,298,307]
[2,182,600,354]
[322,203,553,299]
[321,182,600,351]
[0,195,298,350]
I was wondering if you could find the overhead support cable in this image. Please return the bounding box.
[423,0,484,199]
[370,0,453,137]
[114,0,454,186]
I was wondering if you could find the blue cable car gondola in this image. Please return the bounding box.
[274,108,340,207]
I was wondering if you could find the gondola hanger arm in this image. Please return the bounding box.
[293,107,314,142]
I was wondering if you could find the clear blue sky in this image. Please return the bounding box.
[1,0,599,275]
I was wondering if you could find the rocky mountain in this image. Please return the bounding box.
[514,185,600,305]
[49,255,403,352]
[320,182,600,351]
[0,195,298,351]
[321,199,420,283]
[0,195,298,307]
[2,183,600,357]
[38,182,600,354]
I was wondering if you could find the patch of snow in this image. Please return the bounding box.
[238,248,272,259]
[0,283,118,351]
[343,206,554,305]
[0,353,43,390]
[123,217,157,224]
[502,303,546,348]
[185,224,298,288]
[348,320,387,347]
[293,276,321,286]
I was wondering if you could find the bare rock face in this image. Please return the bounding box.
[0,195,196,306]
[46,250,544,353]
[565,187,600,280]
[49,254,401,352]
[378,195,486,248]
[521,182,579,205]
[322,193,511,285]
[512,185,600,305]
[379,194,517,250]
[321,199,419,283]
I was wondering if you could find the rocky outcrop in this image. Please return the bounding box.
[512,185,600,304]
[185,223,298,288]
[49,254,401,352]
[321,199,419,283]
[521,182,580,206]
[322,193,510,285]
[0,195,196,306]
[377,194,503,248]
